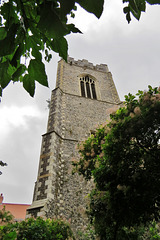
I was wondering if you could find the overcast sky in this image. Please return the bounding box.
[0,0,160,204]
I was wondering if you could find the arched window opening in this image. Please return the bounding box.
[80,75,97,99]
[80,81,85,97]
[86,76,90,82]
[91,83,97,99]
[86,82,91,98]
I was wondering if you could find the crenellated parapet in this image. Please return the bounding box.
[67,56,109,72]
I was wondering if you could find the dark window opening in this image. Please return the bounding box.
[86,82,91,98]
[91,83,97,99]
[27,207,43,218]
[80,76,97,99]
[80,81,85,97]
[85,76,89,82]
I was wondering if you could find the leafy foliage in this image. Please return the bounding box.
[77,224,96,240]
[0,206,13,225]
[0,217,75,240]
[0,0,104,97]
[74,86,160,240]
[0,1,160,97]
[123,0,160,23]
[142,221,160,239]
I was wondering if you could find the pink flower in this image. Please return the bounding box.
[134,106,141,116]
[83,160,90,168]
[101,139,105,145]
[99,152,104,158]
[86,152,90,156]
[91,152,95,157]
[142,93,150,103]
[95,161,100,168]
[129,112,135,118]
[91,148,95,157]
[156,93,160,101]
[79,144,84,151]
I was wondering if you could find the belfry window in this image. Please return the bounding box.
[86,82,91,98]
[80,81,85,97]
[80,76,97,99]
[91,83,97,99]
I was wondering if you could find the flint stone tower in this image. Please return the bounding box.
[27,57,121,233]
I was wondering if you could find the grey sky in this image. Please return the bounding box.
[0,0,160,204]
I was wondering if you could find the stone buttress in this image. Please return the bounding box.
[26,57,121,234]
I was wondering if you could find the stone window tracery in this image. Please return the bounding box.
[80,76,97,99]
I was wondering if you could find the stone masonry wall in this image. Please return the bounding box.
[62,92,120,140]
[27,57,121,237]
[56,57,120,104]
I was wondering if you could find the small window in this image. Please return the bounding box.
[80,75,97,99]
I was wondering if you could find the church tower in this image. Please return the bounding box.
[27,57,121,234]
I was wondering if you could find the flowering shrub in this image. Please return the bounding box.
[73,86,160,240]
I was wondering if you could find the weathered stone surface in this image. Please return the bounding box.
[26,57,121,237]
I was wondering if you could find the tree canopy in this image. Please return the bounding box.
[73,86,160,240]
[0,0,160,97]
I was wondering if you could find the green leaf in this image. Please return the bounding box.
[0,27,7,40]
[0,87,2,97]
[0,23,18,57]
[28,28,43,50]
[32,47,42,61]
[70,12,75,18]
[4,231,17,240]
[44,49,52,62]
[1,1,19,25]
[23,74,35,97]
[123,6,130,13]
[0,61,11,88]
[7,62,16,77]
[12,64,26,82]
[10,43,25,67]
[127,0,144,20]
[59,0,76,16]
[38,2,67,39]
[126,11,132,23]
[123,0,146,22]
[51,37,68,61]
[28,35,42,61]
[130,6,141,20]
[1,2,12,22]
[67,24,82,33]
[28,59,48,87]
[146,0,160,4]
[139,0,146,11]
[129,0,139,12]
[76,0,104,18]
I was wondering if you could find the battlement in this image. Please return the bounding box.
[67,56,109,72]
